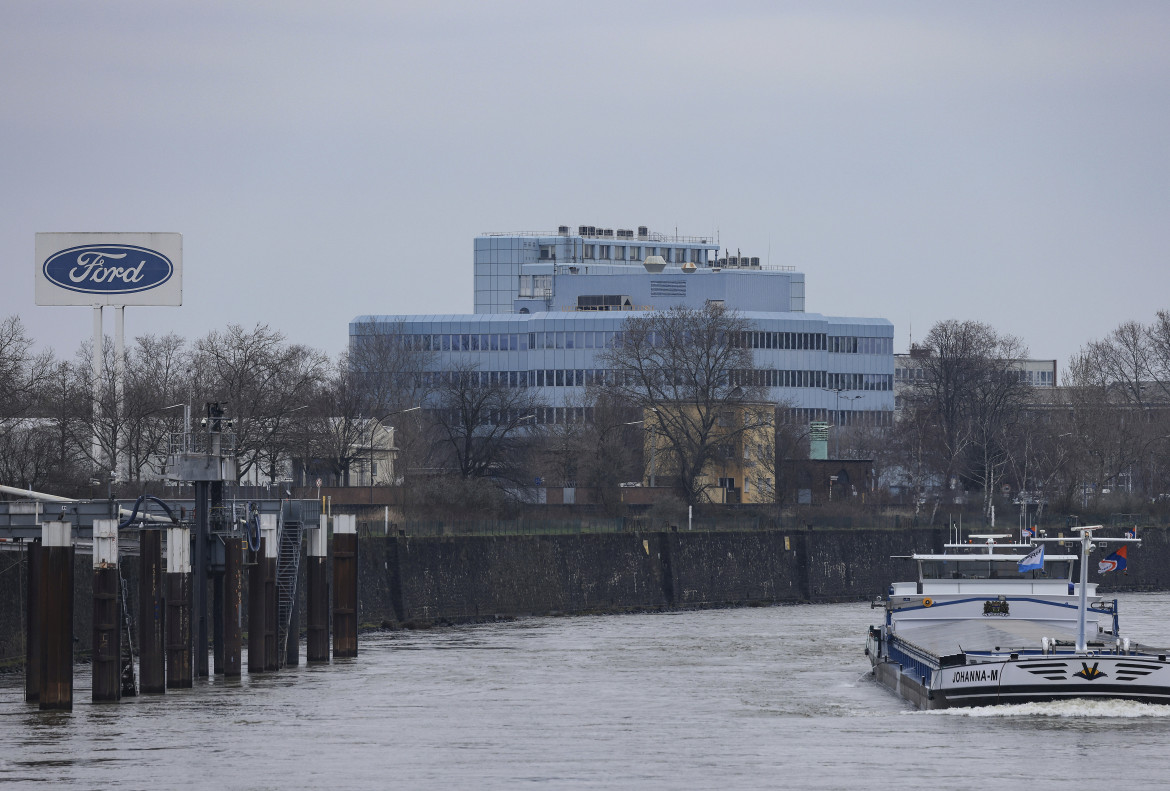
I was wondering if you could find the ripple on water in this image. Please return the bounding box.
[925,698,1170,718]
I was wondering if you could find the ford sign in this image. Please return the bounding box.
[43,245,173,295]
[36,233,182,306]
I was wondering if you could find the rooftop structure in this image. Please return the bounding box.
[352,225,896,498]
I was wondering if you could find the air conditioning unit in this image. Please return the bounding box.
[558,225,570,235]
[637,225,649,238]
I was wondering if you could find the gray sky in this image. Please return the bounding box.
[3,1,1167,371]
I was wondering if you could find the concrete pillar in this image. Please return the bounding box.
[332,514,358,658]
[91,519,121,703]
[139,528,165,693]
[166,526,192,689]
[262,515,278,671]
[39,521,74,711]
[306,515,329,663]
[24,539,41,703]
[222,536,243,678]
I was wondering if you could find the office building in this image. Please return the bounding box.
[352,224,895,427]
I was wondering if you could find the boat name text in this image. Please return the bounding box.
[952,668,999,684]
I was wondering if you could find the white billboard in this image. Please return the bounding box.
[35,232,183,306]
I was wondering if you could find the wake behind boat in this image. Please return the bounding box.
[866,526,1170,709]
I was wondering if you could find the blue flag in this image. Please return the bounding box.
[1018,544,1045,572]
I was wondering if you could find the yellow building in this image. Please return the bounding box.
[642,403,776,504]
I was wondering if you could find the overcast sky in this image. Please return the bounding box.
[3,1,1167,371]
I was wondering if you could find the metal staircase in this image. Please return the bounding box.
[275,500,305,666]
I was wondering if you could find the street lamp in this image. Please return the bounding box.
[626,409,660,487]
[368,406,421,495]
[822,388,861,459]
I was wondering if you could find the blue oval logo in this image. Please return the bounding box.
[43,244,173,295]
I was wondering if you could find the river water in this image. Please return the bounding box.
[4,593,1170,789]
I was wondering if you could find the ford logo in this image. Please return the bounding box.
[42,244,173,295]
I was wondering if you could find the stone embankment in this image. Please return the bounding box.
[3,525,1166,664]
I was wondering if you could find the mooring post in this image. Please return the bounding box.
[222,536,243,678]
[332,513,358,658]
[306,514,329,663]
[91,519,121,703]
[139,528,165,693]
[166,526,193,688]
[39,520,74,711]
[262,515,278,671]
[193,481,210,679]
[212,568,224,675]
[248,530,267,674]
[25,538,41,703]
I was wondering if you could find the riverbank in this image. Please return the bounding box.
[3,524,1167,664]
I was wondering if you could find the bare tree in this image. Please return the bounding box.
[542,390,642,510]
[901,320,1030,521]
[427,360,544,482]
[304,353,370,486]
[0,316,57,487]
[347,319,435,482]
[191,323,328,483]
[597,303,771,505]
[120,333,192,482]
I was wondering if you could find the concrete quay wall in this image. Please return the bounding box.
[3,525,1168,665]
[358,526,1170,627]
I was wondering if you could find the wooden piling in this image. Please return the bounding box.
[24,539,41,703]
[166,526,193,689]
[39,521,74,711]
[306,516,328,663]
[91,519,121,703]
[248,534,267,674]
[262,516,278,671]
[332,514,358,658]
[222,536,243,678]
[139,529,165,693]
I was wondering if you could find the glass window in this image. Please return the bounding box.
[564,332,574,349]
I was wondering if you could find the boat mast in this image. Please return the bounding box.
[1030,526,1141,655]
[1076,529,1090,653]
